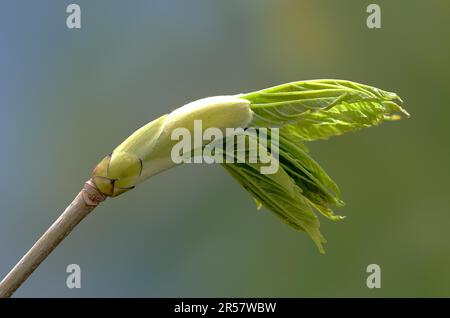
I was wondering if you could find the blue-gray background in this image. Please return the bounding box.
[1,0,449,297]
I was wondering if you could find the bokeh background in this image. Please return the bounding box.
[1,0,449,297]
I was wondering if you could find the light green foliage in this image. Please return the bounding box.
[222,132,330,252]
[241,79,408,131]
[231,80,408,252]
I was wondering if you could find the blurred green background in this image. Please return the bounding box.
[1,0,449,297]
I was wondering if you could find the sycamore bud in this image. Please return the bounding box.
[91,79,408,254]
[92,96,252,197]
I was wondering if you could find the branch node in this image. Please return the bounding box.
[82,179,107,207]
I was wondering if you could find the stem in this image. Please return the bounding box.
[0,179,106,298]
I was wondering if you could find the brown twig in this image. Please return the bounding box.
[0,179,106,298]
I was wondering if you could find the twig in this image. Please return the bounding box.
[0,179,106,298]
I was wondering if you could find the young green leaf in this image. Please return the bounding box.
[240,79,408,139]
